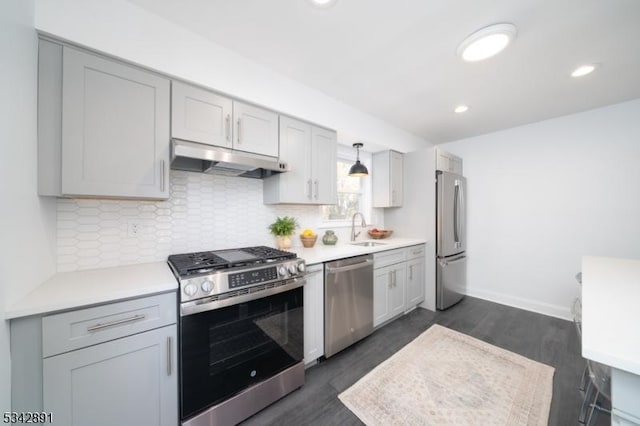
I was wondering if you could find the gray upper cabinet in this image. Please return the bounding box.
[263,116,336,205]
[372,150,404,207]
[171,81,233,149]
[233,100,279,157]
[311,126,338,205]
[170,83,279,158]
[38,39,170,199]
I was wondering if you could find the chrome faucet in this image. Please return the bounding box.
[351,212,367,241]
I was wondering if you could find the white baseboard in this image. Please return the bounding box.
[454,286,573,321]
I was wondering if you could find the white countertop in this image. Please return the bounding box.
[6,239,426,320]
[289,238,427,265]
[5,262,177,319]
[582,256,640,376]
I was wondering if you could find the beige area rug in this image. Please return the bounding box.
[339,324,554,426]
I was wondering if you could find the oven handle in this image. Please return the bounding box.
[180,277,306,317]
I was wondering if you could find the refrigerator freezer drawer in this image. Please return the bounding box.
[436,254,466,310]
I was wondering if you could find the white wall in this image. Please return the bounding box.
[0,0,57,411]
[34,0,427,153]
[439,99,640,319]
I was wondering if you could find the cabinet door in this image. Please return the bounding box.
[373,266,392,327]
[278,116,313,203]
[406,257,425,307]
[62,47,170,199]
[390,150,403,207]
[311,127,337,205]
[43,325,177,426]
[304,265,324,364]
[389,264,406,318]
[233,101,279,157]
[171,81,232,148]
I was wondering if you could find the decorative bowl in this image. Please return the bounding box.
[300,235,318,248]
[367,229,393,239]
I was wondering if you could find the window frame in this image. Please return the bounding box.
[319,144,373,228]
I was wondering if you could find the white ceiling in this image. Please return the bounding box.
[127,0,640,144]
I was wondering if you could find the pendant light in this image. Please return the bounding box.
[348,143,368,177]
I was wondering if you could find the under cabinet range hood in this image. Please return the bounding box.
[170,139,288,179]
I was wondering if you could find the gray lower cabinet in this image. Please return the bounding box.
[303,264,324,364]
[10,292,178,426]
[373,244,426,328]
[373,263,406,327]
[406,257,426,306]
[43,325,176,426]
[38,39,170,199]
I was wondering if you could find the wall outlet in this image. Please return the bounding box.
[127,220,151,237]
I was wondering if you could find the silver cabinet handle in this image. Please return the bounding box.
[314,180,319,200]
[409,265,413,280]
[160,160,166,192]
[225,114,231,141]
[237,118,242,144]
[167,336,173,376]
[388,271,393,288]
[307,179,312,200]
[393,270,397,287]
[87,314,146,333]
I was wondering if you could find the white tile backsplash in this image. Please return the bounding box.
[56,171,381,272]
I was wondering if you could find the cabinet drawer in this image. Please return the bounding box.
[406,244,426,260]
[374,248,406,268]
[42,292,176,357]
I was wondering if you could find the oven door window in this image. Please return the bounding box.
[180,287,303,419]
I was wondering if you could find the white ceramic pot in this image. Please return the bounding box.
[275,235,292,250]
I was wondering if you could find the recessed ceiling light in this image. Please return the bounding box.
[308,0,338,8]
[454,105,469,114]
[457,23,517,62]
[571,64,598,78]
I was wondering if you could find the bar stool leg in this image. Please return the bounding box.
[579,379,594,424]
[579,363,589,393]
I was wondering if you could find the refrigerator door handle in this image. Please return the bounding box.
[453,181,460,246]
[459,179,465,249]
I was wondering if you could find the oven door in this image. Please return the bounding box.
[179,279,304,421]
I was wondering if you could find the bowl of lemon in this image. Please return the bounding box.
[300,229,318,248]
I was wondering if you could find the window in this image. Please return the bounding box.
[321,145,372,224]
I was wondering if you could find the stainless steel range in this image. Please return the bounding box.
[168,246,306,426]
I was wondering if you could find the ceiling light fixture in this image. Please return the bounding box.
[457,23,517,62]
[308,0,338,8]
[571,64,598,78]
[454,105,469,114]
[348,143,368,177]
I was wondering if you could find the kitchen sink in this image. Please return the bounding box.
[350,241,387,247]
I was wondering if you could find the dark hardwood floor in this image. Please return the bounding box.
[242,296,603,426]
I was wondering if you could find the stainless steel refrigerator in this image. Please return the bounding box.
[436,170,466,309]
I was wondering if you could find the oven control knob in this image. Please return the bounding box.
[201,280,213,293]
[297,263,305,273]
[184,283,197,297]
[278,266,287,277]
[288,265,298,275]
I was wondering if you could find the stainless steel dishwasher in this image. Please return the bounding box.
[324,254,374,358]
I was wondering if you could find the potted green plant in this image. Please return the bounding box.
[268,216,298,249]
